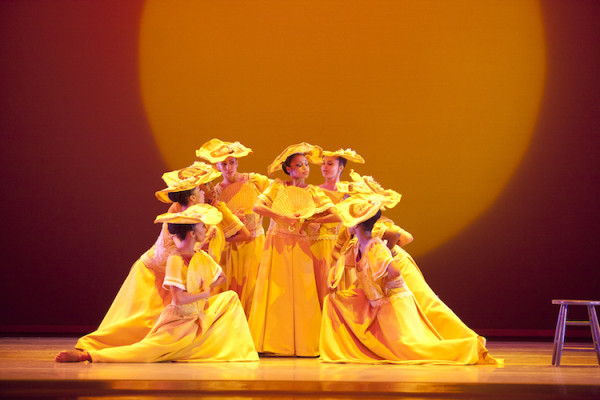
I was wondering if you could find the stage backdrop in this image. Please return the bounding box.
[1,0,599,336]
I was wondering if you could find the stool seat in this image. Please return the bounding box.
[551,299,600,366]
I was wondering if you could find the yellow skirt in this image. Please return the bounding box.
[76,252,170,351]
[248,229,321,356]
[89,291,259,363]
[217,235,265,317]
[394,247,485,343]
[310,237,335,308]
[320,287,497,365]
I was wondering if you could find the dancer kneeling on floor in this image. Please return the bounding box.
[320,176,499,365]
[56,204,258,363]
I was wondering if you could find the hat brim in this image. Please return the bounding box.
[196,139,253,163]
[322,150,365,164]
[154,204,223,225]
[267,142,323,176]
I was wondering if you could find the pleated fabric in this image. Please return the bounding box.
[89,291,258,363]
[248,180,333,356]
[320,238,499,365]
[76,201,244,351]
[214,173,271,316]
[309,188,344,308]
[89,251,258,363]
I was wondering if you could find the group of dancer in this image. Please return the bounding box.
[56,139,499,365]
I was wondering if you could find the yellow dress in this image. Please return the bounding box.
[76,202,244,351]
[214,173,271,316]
[320,238,498,364]
[248,179,333,356]
[309,189,344,307]
[87,251,259,362]
[330,217,484,344]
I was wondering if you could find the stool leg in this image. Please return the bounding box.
[587,305,600,365]
[552,304,567,366]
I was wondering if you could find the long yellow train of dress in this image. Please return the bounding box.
[248,179,333,356]
[331,217,485,344]
[76,202,243,351]
[309,189,344,307]
[320,238,499,364]
[88,251,258,363]
[215,173,271,316]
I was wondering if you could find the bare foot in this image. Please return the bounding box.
[55,349,90,362]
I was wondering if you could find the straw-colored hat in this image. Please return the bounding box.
[266,142,323,176]
[155,161,221,203]
[335,170,386,195]
[195,139,252,163]
[335,171,401,227]
[322,148,365,164]
[154,203,223,226]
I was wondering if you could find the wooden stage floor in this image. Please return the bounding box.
[0,337,598,399]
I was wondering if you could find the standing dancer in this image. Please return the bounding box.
[196,139,271,316]
[56,204,259,363]
[310,148,364,306]
[248,143,340,356]
[75,162,223,351]
[320,179,499,364]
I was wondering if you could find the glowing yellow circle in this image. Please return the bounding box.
[139,1,545,257]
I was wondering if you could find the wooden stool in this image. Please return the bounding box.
[551,299,600,366]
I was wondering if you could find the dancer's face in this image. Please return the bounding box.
[287,154,310,179]
[189,187,205,206]
[216,156,238,180]
[193,222,207,243]
[321,156,343,179]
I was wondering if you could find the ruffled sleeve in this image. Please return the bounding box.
[308,185,335,215]
[363,239,394,280]
[163,254,187,291]
[257,178,282,207]
[215,201,244,238]
[373,216,403,239]
[248,172,272,193]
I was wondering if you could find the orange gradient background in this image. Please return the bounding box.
[139,1,545,257]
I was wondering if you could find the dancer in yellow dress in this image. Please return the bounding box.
[248,143,340,356]
[321,174,499,364]
[332,171,485,345]
[163,164,251,267]
[196,139,271,316]
[310,149,364,306]
[56,204,259,363]
[76,162,247,351]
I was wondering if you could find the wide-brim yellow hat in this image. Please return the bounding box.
[322,148,365,164]
[266,142,323,176]
[155,161,222,203]
[335,169,385,195]
[154,203,223,226]
[335,171,401,227]
[195,139,252,163]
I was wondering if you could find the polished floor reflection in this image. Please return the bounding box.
[0,337,598,399]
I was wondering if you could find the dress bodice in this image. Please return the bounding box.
[163,251,223,316]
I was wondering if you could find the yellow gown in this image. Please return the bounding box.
[214,173,271,316]
[330,217,485,344]
[309,189,344,307]
[320,238,498,364]
[88,251,258,362]
[248,179,333,356]
[76,202,244,351]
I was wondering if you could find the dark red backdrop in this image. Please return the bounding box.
[0,0,598,336]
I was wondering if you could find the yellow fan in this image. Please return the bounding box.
[217,182,259,214]
[272,185,316,219]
